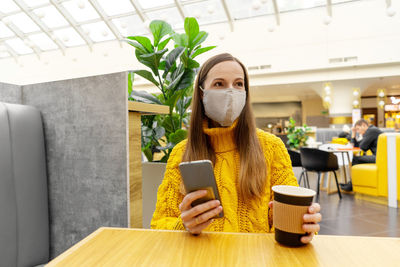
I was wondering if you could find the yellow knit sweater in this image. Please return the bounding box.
[151,121,298,233]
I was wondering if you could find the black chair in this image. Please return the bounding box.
[287,149,310,188]
[300,148,342,199]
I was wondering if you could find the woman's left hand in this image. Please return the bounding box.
[268,202,322,244]
[300,202,321,244]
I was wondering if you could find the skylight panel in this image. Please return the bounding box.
[0,45,10,58]
[97,0,135,16]
[183,0,227,25]
[81,22,115,42]
[7,13,40,33]
[229,0,273,20]
[5,38,34,54]
[24,0,50,8]
[0,22,15,38]
[35,6,69,28]
[146,7,183,29]
[53,27,85,47]
[0,51,10,58]
[62,0,100,23]
[278,0,326,12]
[137,0,174,10]
[28,32,58,50]
[112,15,147,37]
[0,0,20,13]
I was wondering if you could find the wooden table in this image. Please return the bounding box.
[47,227,400,267]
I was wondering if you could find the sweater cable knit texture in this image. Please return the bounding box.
[151,120,298,233]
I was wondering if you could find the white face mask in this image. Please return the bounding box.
[200,86,247,126]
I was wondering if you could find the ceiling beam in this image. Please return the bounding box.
[272,0,280,26]
[88,0,122,46]
[327,0,332,17]
[129,0,147,22]
[2,42,19,63]
[174,0,186,20]
[1,19,42,59]
[220,0,234,31]
[49,0,93,51]
[13,0,66,56]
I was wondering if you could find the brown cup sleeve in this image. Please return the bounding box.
[273,200,309,234]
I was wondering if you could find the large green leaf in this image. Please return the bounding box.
[187,58,200,69]
[142,147,153,162]
[171,33,188,47]
[125,40,147,54]
[158,37,172,50]
[149,20,172,47]
[169,129,188,145]
[164,47,185,76]
[167,64,185,91]
[180,48,189,68]
[191,46,216,59]
[131,90,162,104]
[191,31,208,49]
[167,71,185,91]
[176,96,192,115]
[184,17,199,48]
[176,69,195,91]
[126,36,153,53]
[137,48,168,75]
[158,60,166,70]
[130,70,159,87]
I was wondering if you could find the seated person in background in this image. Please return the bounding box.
[338,125,351,141]
[340,119,383,191]
[151,53,321,244]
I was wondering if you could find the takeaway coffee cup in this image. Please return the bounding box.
[272,185,316,247]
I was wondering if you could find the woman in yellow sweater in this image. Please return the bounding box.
[151,53,321,244]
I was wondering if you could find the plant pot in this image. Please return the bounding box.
[142,162,167,228]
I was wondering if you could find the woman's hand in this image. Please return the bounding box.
[179,190,223,235]
[300,203,321,243]
[269,201,322,244]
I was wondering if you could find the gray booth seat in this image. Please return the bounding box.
[0,102,49,267]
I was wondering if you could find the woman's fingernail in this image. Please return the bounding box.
[310,207,314,213]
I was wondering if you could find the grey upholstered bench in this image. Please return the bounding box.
[0,102,49,267]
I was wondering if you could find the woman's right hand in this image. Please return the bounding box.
[179,190,223,235]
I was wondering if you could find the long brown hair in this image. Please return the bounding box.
[183,53,267,199]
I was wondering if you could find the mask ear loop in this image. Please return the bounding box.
[199,85,205,92]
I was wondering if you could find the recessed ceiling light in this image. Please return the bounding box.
[323,15,332,25]
[387,6,396,17]
[77,0,85,9]
[252,0,261,10]
[207,5,215,14]
[35,10,46,19]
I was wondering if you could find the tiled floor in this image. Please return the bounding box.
[302,172,400,237]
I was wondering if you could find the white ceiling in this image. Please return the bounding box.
[0,0,361,60]
[250,75,400,103]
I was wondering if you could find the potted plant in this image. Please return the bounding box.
[127,17,215,163]
[126,18,216,227]
[286,117,311,150]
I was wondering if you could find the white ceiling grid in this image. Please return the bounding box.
[0,0,360,61]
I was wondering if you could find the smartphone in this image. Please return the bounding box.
[179,160,223,218]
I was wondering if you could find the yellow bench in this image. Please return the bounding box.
[351,133,400,200]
